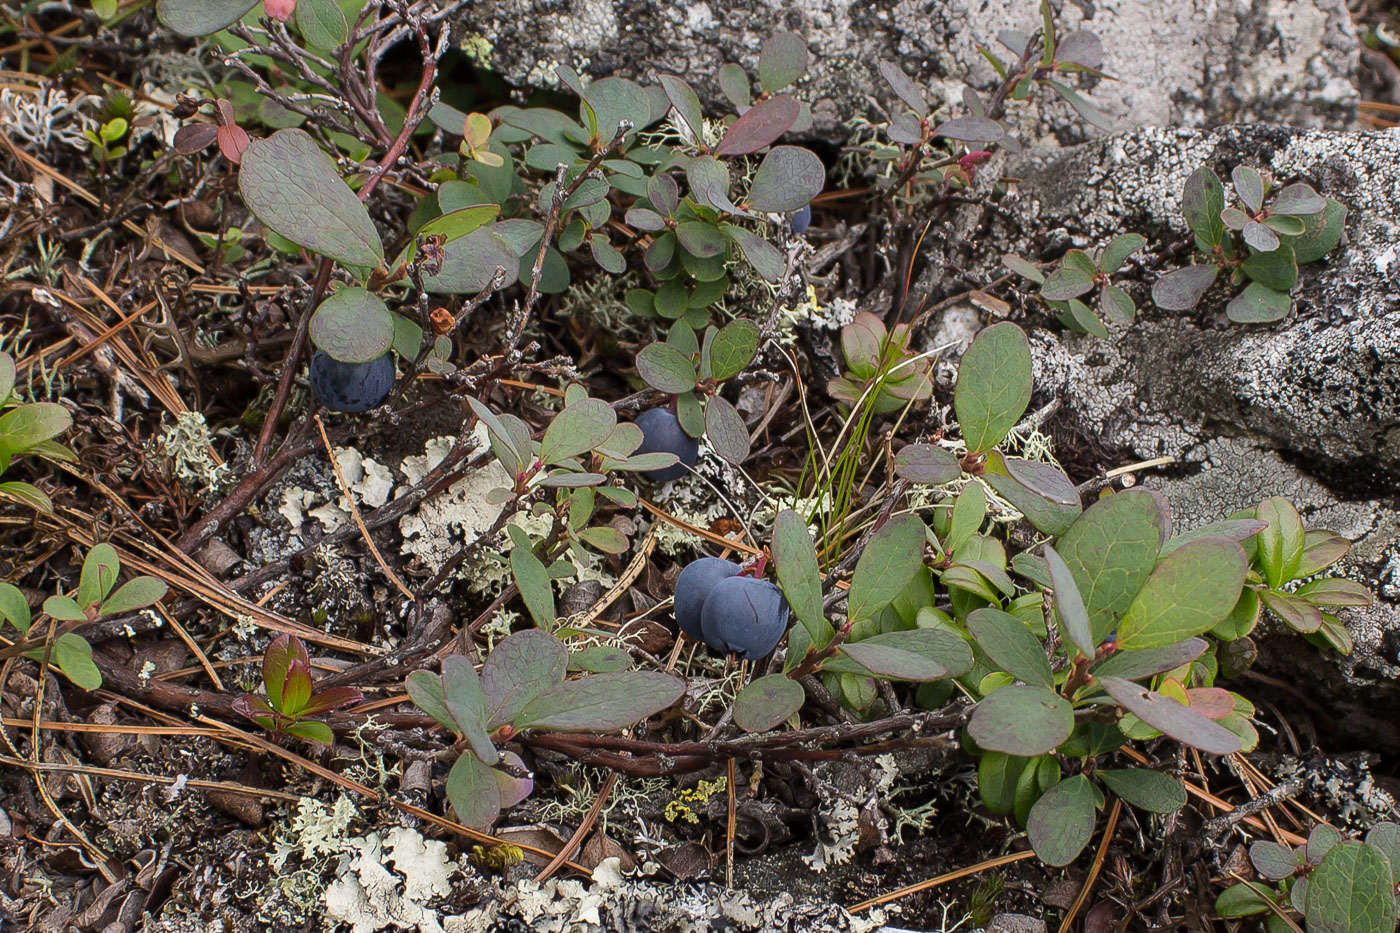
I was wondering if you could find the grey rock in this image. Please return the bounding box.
[987,914,1049,933]
[917,123,1400,747]
[451,0,1357,140]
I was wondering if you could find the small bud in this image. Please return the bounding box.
[171,95,201,119]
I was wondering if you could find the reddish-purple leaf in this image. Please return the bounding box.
[173,123,218,154]
[299,686,365,716]
[1186,687,1235,721]
[714,95,800,156]
[1151,264,1219,311]
[217,124,250,164]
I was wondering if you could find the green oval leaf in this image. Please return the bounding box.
[239,129,383,269]
[513,671,684,732]
[442,655,498,766]
[1053,490,1167,645]
[509,529,556,629]
[773,510,831,650]
[295,0,348,50]
[1304,841,1397,933]
[1215,883,1274,918]
[758,32,808,92]
[831,629,973,682]
[406,670,456,732]
[968,684,1074,756]
[1255,496,1304,589]
[720,223,785,282]
[704,395,749,464]
[709,319,761,382]
[1027,775,1101,866]
[1151,264,1219,311]
[447,752,502,830]
[1043,545,1095,658]
[157,0,256,36]
[984,457,1081,535]
[658,74,704,144]
[1250,840,1300,881]
[1089,637,1209,680]
[846,514,926,624]
[1115,538,1248,650]
[1291,198,1346,264]
[0,402,72,458]
[879,60,927,117]
[1181,166,1226,251]
[539,397,616,464]
[1365,822,1400,885]
[77,543,121,610]
[746,146,824,212]
[636,342,698,393]
[0,582,31,633]
[954,322,1032,454]
[99,577,167,616]
[1096,768,1185,813]
[0,354,14,402]
[967,608,1053,689]
[308,288,394,364]
[482,629,568,729]
[421,226,521,295]
[1099,233,1146,274]
[932,116,1005,142]
[54,631,101,690]
[894,444,961,485]
[686,155,736,213]
[734,674,804,732]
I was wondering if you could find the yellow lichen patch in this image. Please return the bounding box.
[664,776,727,824]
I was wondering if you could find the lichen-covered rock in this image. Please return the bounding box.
[451,0,1357,140]
[917,124,1400,747]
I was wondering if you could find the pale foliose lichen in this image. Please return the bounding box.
[324,825,467,933]
[397,428,511,577]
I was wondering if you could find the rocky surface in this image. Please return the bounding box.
[451,0,1358,140]
[918,123,1400,750]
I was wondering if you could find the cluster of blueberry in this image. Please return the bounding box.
[674,557,790,660]
[311,351,794,662]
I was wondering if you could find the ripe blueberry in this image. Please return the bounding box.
[309,350,395,413]
[634,408,699,482]
[674,557,742,641]
[700,575,790,660]
[789,204,812,234]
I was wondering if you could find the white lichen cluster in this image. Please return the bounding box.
[261,795,362,921]
[780,286,859,339]
[1275,756,1399,830]
[155,411,230,493]
[269,795,361,870]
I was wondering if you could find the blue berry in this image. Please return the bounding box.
[674,557,741,641]
[634,408,698,482]
[700,575,790,660]
[309,350,395,413]
[789,204,812,234]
